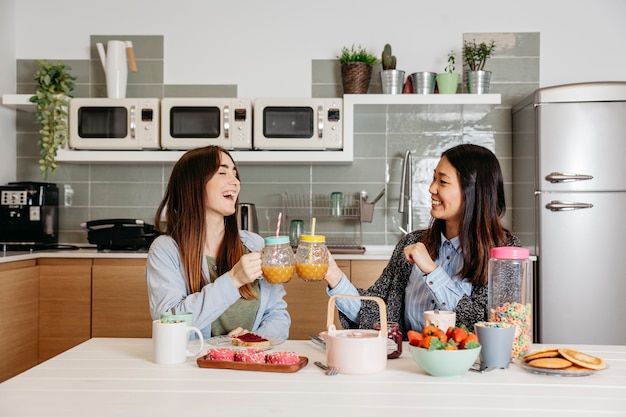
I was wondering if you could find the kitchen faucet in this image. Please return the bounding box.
[398,150,413,235]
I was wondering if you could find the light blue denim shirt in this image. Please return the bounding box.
[145,231,290,340]
[329,234,471,332]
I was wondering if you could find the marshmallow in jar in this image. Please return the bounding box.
[295,234,328,281]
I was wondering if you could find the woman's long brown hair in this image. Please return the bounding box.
[423,144,509,285]
[154,146,256,300]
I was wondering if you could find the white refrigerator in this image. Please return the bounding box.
[512,82,626,344]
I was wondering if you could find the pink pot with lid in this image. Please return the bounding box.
[319,295,388,375]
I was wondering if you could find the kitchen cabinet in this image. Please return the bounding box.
[349,260,387,288]
[38,258,92,362]
[0,260,39,382]
[284,260,350,340]
[92,258,152,338]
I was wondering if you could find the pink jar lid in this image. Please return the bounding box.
[490,246,530,259]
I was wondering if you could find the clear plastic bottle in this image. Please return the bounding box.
[261,236,295,284]
[487,246,533,357]
[295,234,328,281]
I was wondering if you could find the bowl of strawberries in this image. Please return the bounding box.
[407,324,481,377]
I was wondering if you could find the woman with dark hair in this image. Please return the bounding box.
[146,146,290,340]
[323,144,520,333]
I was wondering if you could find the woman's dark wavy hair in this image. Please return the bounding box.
[422,144,509,285]
[154,145,255,300]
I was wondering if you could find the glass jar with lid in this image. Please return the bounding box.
[261,236,295,284]
[487,246,533,357]
[295,234,328,281]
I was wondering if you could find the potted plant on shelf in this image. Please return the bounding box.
[436,50,459,94]
[29,60,76,179]
[339,44,378,94]
[380,44,405,95]
[462,39,496,94]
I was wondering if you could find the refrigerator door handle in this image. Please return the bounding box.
[545,172,594,183]
[545,200,594,211]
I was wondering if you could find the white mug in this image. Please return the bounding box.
[424,310,456,332]
[152,320,204,364]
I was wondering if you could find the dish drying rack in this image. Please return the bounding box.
[281,190,384,254]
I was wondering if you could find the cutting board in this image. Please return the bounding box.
[197,356,308,373]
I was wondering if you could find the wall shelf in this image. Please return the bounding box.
[2,94,35,112]
[4,93,500,165]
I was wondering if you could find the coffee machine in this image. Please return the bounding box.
[0,182,59,248]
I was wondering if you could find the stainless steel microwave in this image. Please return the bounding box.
[160,98,252,150]
[252,98,343,150]
[68,98,160,150]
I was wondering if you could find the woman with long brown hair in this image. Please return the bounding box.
[146,146,290,340]
[323,144,520,334]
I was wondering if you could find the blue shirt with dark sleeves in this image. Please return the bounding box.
[328,229,521,336]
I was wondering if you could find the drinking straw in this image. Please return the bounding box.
[309,217,316,263]
[275,212,282,237]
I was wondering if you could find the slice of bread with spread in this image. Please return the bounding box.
[231,332,271,347]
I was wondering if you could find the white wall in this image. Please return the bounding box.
[0,0,16,184]
[13,0,626,98]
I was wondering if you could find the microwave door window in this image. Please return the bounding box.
[170,107,220,138]
[263,107,313,138]
[78,107,128,138]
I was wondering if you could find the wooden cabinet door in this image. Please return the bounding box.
[0,260,39,382]
[92,259,152,338]
[284,260,349,340]
[350,260,387,289]
[38,258,92,362]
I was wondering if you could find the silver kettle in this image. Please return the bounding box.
[236,203,259,234]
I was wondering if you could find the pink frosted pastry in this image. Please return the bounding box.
[234,348,266,363]
[206,348,236,361]
[266,351,300,365]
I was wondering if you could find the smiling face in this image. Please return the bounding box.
[204,151,240,219]
[429,156,464,237]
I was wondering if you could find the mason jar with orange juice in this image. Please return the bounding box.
[295,234,328,281]
[261,236,295,284]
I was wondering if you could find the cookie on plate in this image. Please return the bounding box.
[527,357,573,369]
[558,348,606,370]
[523,348,560,362]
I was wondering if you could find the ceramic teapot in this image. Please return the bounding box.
[320,295,388,375]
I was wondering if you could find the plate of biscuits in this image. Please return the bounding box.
[519,347,607,376]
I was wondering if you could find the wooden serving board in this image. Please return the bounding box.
[197,356,308,373]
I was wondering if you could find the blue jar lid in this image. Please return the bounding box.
[264,236,290,245]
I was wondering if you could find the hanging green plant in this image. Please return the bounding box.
[29,60,76,179]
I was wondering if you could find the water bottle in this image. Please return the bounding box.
[487,246,533,357]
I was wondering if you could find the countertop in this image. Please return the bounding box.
[0,245,395,264]
[0,338,623,416]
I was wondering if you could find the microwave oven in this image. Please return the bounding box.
[69,98,160,150]
[253,98,343,150]
[160,98,252,150]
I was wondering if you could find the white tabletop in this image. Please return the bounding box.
[0,338,624,416]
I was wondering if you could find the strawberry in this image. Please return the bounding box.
[450,327,469,344]
[407,330,423,347]
[423,324,440,336]
[460,332,480,349]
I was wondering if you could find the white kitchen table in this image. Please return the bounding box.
[0,338,624,416]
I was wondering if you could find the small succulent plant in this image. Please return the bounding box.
[381,43,397,71]
[463,39,497,71]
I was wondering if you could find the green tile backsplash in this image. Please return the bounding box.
[13,32,539,246]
